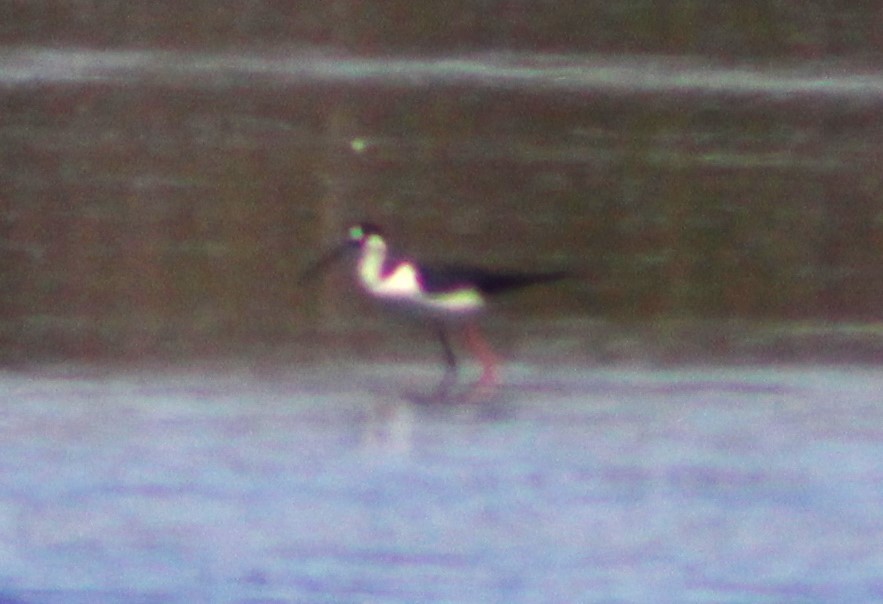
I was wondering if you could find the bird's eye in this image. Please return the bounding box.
[349,226,364,240]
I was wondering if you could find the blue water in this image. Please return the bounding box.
[0,363,882,603]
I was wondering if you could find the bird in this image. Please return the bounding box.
[299,222,569,400]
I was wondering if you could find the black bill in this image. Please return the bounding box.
[297,244,350,285]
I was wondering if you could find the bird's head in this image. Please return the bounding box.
[345,222,385,249]
[298,221,385,284]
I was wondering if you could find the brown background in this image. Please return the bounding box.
[2,2,883,361]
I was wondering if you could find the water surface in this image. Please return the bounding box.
[0,363,881,602]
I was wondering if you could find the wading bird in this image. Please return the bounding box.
[300,222,568,400]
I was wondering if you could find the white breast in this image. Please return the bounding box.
[355,236,485,316]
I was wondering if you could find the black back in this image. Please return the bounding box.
[418,264,569,295]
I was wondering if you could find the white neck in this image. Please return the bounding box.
[356,235,388,288]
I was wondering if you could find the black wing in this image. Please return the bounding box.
[418,263,570,295]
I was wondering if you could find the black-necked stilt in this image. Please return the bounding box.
[300,222,568,399]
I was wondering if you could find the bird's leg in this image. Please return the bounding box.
[434,324,458,398]
[462,321,500,391]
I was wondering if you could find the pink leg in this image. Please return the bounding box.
[462,322,500,389]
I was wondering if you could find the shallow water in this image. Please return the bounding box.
[0,363,881,602]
